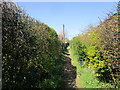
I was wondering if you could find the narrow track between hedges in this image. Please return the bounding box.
[62,49,77,89]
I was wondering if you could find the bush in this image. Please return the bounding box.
[2,2,64,88]
[70,12,119,87]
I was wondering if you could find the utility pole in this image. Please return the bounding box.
[63,24,65,43]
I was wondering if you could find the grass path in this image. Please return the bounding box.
[62,48,84,89]
[69,49,114,88]
[69,50,84,88]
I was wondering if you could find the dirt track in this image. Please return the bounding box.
[62,52,77,88]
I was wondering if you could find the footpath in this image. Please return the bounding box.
[62,49,77,88]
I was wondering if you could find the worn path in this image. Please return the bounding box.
[62,50,77,88]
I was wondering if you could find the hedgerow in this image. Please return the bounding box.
[70,8,120,87]
[2,1,64,88]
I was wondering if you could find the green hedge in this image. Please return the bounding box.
[70,13,119,87]
[2,2,64,88]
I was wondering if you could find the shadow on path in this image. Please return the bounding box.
[62,53,77,88]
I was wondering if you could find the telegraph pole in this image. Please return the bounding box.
[63,24,65,43]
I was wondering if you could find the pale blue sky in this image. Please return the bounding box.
[16,2,117,39]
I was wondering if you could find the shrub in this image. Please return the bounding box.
[2,2,64,88]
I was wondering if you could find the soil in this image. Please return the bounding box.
[62,51,77,89]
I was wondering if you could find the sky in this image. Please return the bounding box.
[15,2,117,39]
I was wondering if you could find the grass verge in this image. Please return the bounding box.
[70,50,114,88]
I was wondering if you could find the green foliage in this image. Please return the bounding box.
[87,45,105,70]
[70,12,119,87]
[2,2,64,88]
[70,37,87,63]
[71,48,114,88]
[78,66,114,88]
